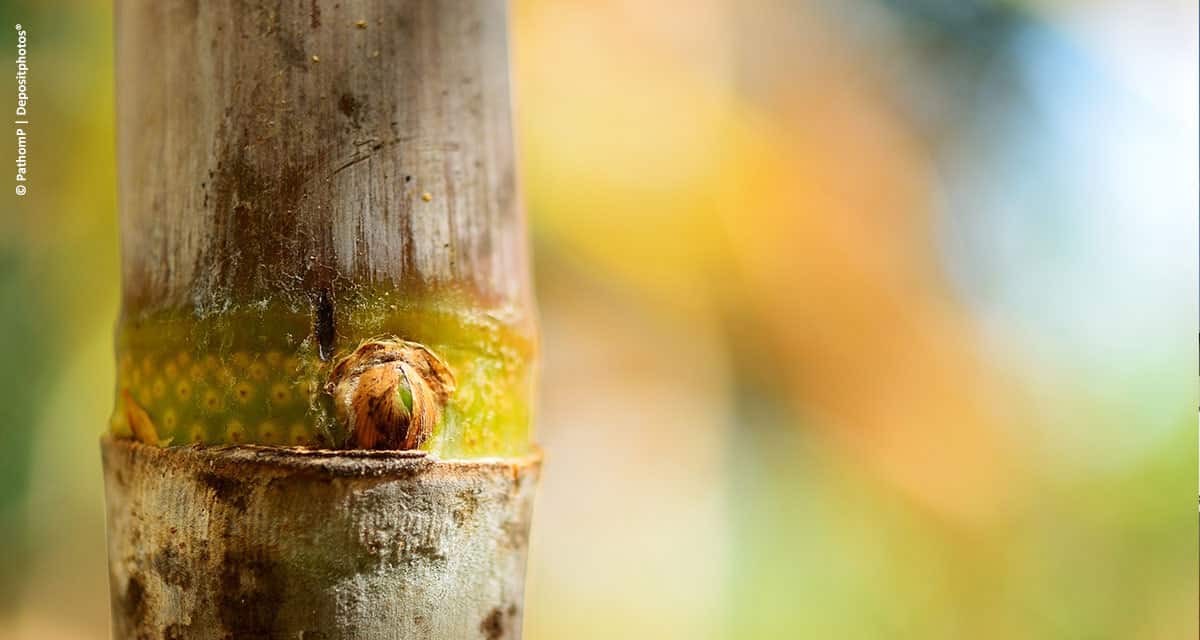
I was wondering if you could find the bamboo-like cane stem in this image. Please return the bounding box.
[105,1,539,636]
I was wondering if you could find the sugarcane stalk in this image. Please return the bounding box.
[103,1,539,637]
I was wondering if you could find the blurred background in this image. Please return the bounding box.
[0,0,1195,638]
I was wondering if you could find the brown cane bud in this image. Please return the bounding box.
[328,338,457,450]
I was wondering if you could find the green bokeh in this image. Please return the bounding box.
[0,1,1194,639]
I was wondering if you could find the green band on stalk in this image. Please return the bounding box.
[109,294,534,458]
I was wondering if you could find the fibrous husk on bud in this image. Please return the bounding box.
[328,338,457,450]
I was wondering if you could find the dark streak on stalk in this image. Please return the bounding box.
[315,289,336,361]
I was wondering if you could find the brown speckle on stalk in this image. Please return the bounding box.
[480,607,505,639]
[101,438,540,636]
[329,338,456,449]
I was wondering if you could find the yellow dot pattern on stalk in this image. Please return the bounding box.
[233,381,255,405]
[112,347,330,448]
[226,420,246,443]
[258,421,281,444]
[289,423,309,446]
[201,388,223,413]
[109,298,535,455]
[213,366,234,386]
[270,383,291,406]
[162,408,178,434]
